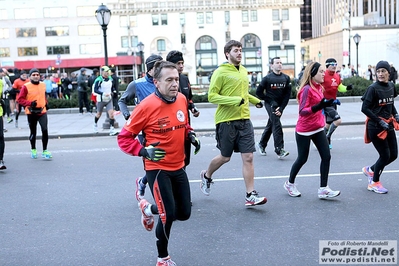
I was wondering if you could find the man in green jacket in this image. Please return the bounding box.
[199,40,267,206]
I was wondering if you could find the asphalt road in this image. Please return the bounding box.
[1,125,398,266]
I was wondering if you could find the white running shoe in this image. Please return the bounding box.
[283,180,301,197]
[93,123,98,133]
[318,186,340,199]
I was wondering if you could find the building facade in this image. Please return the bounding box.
[0,0,304,84]
[302,0,399,76]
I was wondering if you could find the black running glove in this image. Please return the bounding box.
[139,142,166,161]
[378,120,389,130]
[123,112,130,121]
[346,84,353,90]
[311,98,334,113]
[239,98,245,106]
[188,132,201,155]
[31,100,37,108]
[256,101,263,108]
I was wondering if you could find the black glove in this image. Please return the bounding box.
[139,142,166,161]
[188,132,201,155]
[346,84,353,90]
[188,102,195,111]
[256,101,263,108]
[31,100,37,108]
[378,120,389,130]
[395,114,399,123]
[123,112,130,121]
[45,103,50,111]
[311,98,334,113]
[239,98,245,106]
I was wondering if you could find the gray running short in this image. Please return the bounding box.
[324,105,341,124]
[215,119,256,157]
[96,100,113,113]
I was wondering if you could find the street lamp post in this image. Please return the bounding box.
[353,33,361,75]
[137,42,144,77]
[95,4,111,66]
[300,47,306,68]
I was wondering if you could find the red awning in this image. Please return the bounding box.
[13,55,141,70]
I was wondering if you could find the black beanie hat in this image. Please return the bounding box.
[166,50,184,64]
[145,54,163,71]
[29,68,39,76]
[325,58,337,66]
[376,60,391,74]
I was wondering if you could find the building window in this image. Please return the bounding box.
[272,9,280,21]
[0,28,9,39]
[251,10,258,22]
[79,44,101,55]
[15,9,35,19]
[180,13,185,26]
[282,9,289,20]
[282,29,290,41]
[78,25,101,36]
[121,36,138,48]
[47,46,70,55]
[273,30,280,41]
[242,10,249,22]
[16,28,37,37]
[152,15,159,26]
[0,9,8,20]
[225,11,230,24]
[0,47,10,57]
[45,26,69,37]
[206,12,213,24]
[157,39,166,51]
[197,12,204,24]
[76,6,98,17]
[17,47,38,56]
[120,15,137,27]
[43,7,68,18]
[161,14,168,25]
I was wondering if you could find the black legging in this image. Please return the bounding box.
[146,169,191,258]
[15,103,23,121]
[27,113,49,150]
[368,127,398,182]
[289,130,331,187]
[0,116,5,160]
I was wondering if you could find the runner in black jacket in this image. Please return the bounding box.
[256,56,291,159]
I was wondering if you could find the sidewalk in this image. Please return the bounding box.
[3,97,366,141]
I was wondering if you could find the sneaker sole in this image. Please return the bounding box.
[367,186,388,194]
[139,200,154,231]
[245,198,267,206]
[318,191,341,199]
[278,152,289,159]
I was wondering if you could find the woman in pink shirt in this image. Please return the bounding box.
[283,62,341,199]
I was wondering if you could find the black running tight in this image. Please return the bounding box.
[146,168,191,258]
[368,127,398,182]
[27,113,49,150]
[289,130,331,187]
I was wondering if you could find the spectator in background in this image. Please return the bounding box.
[43,75,53,98]
[365,65,374,81]
[88,68,99,113]
[340,64,350,80]
[0,69,7,169]
[70,72,78,91]
[110,67,121,113]
[77,68,91,115]
[251,72,258,89]
[61,73,72,100]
